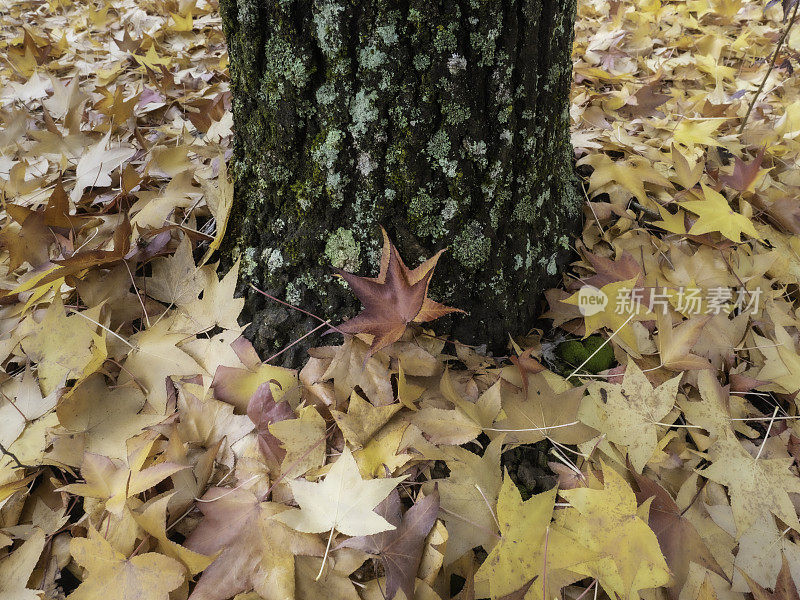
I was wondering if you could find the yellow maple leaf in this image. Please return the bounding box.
[212,360,298,413]
[680,184,760,242]
[578,154,671,205]
[6,44,38,78]
[556,463,670,600]
[753,327,800,394]
[19,297,107,395]
[0,528,46,600]
[171,260,244,333]
[354,419,412,477]
[68,527,185,600]
[435,437,503,564]
[711,0,742,18]
[53,374,164,462]
[132,493,215,575]
[494,372,596,445]
[331,392,402,448]
[412,372,501,445]
[56,438,187,554]
[117,319,205,414]
[655,312,713,371]
[580,361,681,473]
[132,45,171,70]
[673,119,725,148]
[0,412,58,473]
[653,205,688,234]
[200,158,234,266]
[268,405,326,479]
[670,143,704,190]
[474,476,589,600]
[397,362,424,409]
[169,12,193,32]
[698,435,800,536]
[775,102,800,140]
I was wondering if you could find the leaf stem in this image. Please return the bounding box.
[474,483,501,531]
[542,525,550,600]
[248,282,346,334]
[738,0,800,134]
[755,405,780,460]
[484,421,580,433]
[316,526,335,581]
[264,320,330,363]
[568,312,636,379]
[0,442,34,469]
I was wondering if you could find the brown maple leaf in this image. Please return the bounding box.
[113,27,141,53]
[0,178,90,272]
[582,250,643,290]
[765,196,800,235]
[622,82,671,118]
[246,381,294,470]
[341,488,439,600]
[629,467,727,600]
[509,347,546,395]
[335,228,462,356]
[719,147,767,193]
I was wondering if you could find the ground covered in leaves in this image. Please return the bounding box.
[1,0,800,599]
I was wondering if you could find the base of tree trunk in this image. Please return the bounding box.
[220,0,581,366]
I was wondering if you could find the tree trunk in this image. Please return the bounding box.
[220,0,581,365]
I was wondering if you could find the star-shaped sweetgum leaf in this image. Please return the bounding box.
[341,488,440,600]
[335,228,462,356]
[185,487,325,600]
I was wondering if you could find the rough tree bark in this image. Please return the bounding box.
[220,0,581,365]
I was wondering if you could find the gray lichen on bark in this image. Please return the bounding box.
[220,0,581,364]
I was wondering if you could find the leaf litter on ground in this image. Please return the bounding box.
[2,0,800,599]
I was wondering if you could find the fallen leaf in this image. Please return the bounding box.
[336,228,461,357]
[68,527,185,600]
[53,374,163,462]
[630,468,727,600]
[740,553,800,600]
[331,392,402,448]
[556,463,671,600]
[0,528,47,600]
[20,297,107,395]
[132,493,215,574]
[268,405,326,480]
[698,435,800,536]
[655,312,714,371]
[185,487,324,600]
[719,147,768,193]
[474,476,586,600]
[580,361,682,473]
[680,184,760,242]
[275,446,406,537]
[435,437,503,564]
[342,489,440,600]
[70,130,135,202]
[494,372,596,445]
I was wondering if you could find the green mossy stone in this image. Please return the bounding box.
[557,335,614,374]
